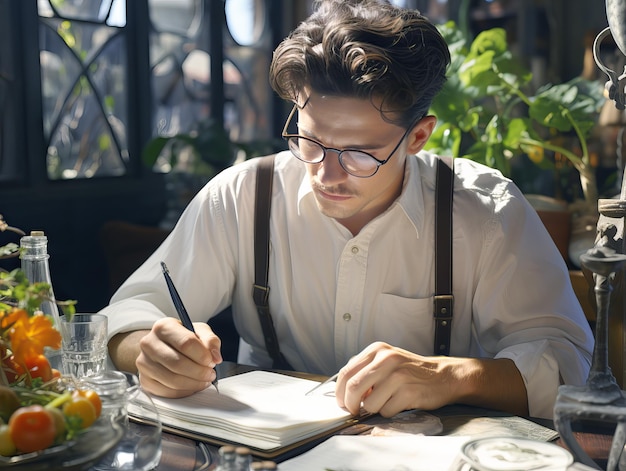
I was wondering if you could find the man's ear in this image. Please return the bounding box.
[406,115,437,154]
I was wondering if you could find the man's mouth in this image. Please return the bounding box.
[315,187,353,201]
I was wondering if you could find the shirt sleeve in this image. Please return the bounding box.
[468,181,594,418]
[98,163,254,341]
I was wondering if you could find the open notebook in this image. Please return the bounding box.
[129,370,361,458]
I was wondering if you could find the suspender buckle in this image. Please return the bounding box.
[253,284,270,306]
[433,294,454,320]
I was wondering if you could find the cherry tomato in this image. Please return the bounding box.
[0,424,16,456]
[24,354,53,382]
[8,405,56,453]
[72,389,102,418]
[51,368,62,379]
[63,396,97,429]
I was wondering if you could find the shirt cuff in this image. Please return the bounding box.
[496,339,560,419]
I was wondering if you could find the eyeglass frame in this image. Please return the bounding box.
[281,104,418,178]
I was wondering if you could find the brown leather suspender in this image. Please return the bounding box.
[434,156,454,356]
[252,155,293,370]
[252,155,455,368]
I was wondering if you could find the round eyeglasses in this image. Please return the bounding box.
[281,104,415,178]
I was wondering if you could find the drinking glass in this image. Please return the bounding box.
[59,313,108,378]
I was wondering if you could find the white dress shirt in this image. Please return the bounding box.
[100,150,594,418]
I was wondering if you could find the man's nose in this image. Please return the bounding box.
[317,150,349,184]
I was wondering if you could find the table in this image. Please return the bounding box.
[144,363,616,471]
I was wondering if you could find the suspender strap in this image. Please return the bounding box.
[434,156,454,356]
[252,155,293,370]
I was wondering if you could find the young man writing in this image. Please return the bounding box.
[101,0,593,420]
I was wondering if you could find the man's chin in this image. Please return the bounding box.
[315,199,355,221]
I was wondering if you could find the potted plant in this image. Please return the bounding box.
[426,22,607,265]
[142,118,285,228]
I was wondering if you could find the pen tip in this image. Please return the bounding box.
[160,261,168,272]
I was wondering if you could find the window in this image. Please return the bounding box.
[0,0,280,183]
[38,0,130,179]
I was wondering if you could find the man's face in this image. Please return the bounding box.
[292,93,434,234]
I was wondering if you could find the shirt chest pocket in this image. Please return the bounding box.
[372,294,434,354]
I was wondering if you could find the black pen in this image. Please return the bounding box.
[160,261,219,393]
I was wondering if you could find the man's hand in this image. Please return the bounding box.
[133,317,222,398]
[334,341,528,418]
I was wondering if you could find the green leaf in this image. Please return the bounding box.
[459,108,481,133]
[459,51,498,90]
[503,118,530,148]
[424,123,461,157]
[0,243,18,258]
[142,136,172,166]
[468,28,508,57]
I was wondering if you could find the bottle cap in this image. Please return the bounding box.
[250,461,277,470]
[218,445,236,458]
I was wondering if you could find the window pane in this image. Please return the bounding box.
[150,0,201,36]
[147,0,277,175]
[38,1,129,179]
[225,0,265,46]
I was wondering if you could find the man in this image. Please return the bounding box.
[101,0,593,420]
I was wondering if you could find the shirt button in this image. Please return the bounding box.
[351,246,359,254]
[343,313,352,322]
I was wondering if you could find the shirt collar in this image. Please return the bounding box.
[396,154,425,239]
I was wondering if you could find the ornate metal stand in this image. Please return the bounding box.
[594,0,626,110]
[554,228,626,470]
[554,3,626,469]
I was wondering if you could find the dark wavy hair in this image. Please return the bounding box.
[269,0,451,127]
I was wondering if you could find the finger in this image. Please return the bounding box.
[139,329,215,384]
[335,350,380,411]
[360,380,399,417]
[138,366,207,398]
[339,370,384,415]
[137,349,213,392]
[154,318,216,367]
[335,354,369,400]
[195,323,223,365]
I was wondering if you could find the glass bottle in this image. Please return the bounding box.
[20,230,63,370]
[234,447,252,471]
[216,445,237,471]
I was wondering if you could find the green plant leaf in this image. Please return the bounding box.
[0,243,18,258]
[468,28,508,57]
[430,83,471,123]
[459,51,499,92]
[460,107,481,133]
[142,136,172,166]
[424,123,462,157]
[427,21,604,205]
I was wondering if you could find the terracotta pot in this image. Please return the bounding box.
[525,195,572,265]
[535,209,572,264]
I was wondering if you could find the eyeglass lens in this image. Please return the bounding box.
[287,137,380,177]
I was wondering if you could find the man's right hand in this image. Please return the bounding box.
[110,317,222,398]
